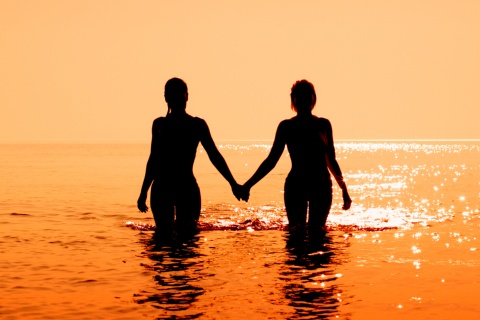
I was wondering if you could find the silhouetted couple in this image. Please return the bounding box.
[138,78,352,236]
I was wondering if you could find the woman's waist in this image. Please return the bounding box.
[288,167,330,177]
[286,170,331,183]
[153,172,196,182]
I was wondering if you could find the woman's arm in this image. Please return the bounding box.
[137,120,159,212]
[324,119,345,188]
[244,122,286,190]
[323,119,352,210]
[199,119,238,188]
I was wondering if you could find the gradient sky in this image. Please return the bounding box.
[1,1,479,142]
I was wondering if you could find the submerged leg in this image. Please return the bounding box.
[175,181,201,236]
[150,184,175,237]
[284,179,308,231]
[307,183,333,233]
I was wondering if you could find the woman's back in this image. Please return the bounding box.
[242,79,351,230]
[151,114,204,181]
[137,77,241,231]
[280,115,331,181]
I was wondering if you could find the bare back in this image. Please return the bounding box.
[278,115,335,182]
[150,114,206,183]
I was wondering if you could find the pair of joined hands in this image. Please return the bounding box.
[231,184,251,202]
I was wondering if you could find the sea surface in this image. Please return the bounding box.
[1,141,479,319]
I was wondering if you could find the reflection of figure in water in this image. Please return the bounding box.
[135,234,206,317]
[281,232,348,319]
[240,80,352,232]
[138,77,241,236]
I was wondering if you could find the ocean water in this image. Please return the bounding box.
[1,141,479,319]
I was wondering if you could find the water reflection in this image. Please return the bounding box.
[281,231,350,319]
[135,233,208,319]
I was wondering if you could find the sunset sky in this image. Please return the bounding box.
[1,1,479,142]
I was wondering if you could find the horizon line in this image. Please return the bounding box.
[1,138,480,144]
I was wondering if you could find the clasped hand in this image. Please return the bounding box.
[232,183,250,202]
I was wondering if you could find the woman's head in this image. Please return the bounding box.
[290,80,316,113]
[164,77,188,108]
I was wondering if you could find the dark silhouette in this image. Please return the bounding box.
[138,77,241,236]
[239,80,352,233]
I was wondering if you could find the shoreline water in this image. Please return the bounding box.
[1,141,479,319]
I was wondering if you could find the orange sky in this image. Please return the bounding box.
[1,1,479,142]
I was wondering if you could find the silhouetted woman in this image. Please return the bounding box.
[241,80,352,232]
[138,78,240,235]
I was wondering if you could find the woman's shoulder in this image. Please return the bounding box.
[282,116,330,126]
[153,115,205,124]
[191,116,208,127]
[152,116,166,127]
[192,116,206,122]
[317,117,332,126]
[277,119,293,131]
[280,117,296,126]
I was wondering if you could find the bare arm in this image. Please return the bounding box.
[200,120,238,188]
[137,120,159,212]
[323,119,352,210]
[324,120,345,189]
[244,123,286,190]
